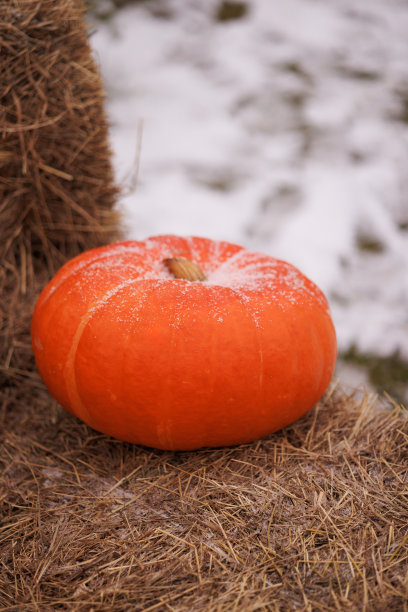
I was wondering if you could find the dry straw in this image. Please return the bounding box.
[1,1,408,611]
[1,384,407,610]
[0,0,120,383]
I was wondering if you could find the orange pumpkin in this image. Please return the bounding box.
[31,235,337,450]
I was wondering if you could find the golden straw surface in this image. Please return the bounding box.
[0,0,120,383]
[1,384,407,611]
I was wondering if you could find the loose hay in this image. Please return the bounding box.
[1,384,407,611]
[0,0,120,384]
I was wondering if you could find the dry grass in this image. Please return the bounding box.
[1,383,407,611]
[0,0,120,383]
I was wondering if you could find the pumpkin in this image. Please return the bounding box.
[31,234,337,450]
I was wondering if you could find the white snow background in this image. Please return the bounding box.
[89,0,408,396]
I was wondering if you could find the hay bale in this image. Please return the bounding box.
[0,0,120,383]
[0,385,407,610]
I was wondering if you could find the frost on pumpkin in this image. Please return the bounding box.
[39,236,332,335]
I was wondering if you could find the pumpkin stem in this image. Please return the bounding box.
[163,257,207,282]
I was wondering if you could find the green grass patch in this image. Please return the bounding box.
[343,346,408,406]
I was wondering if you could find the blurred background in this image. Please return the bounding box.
[87,0,408,403]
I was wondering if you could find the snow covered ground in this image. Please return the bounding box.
[89,0,408,396]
